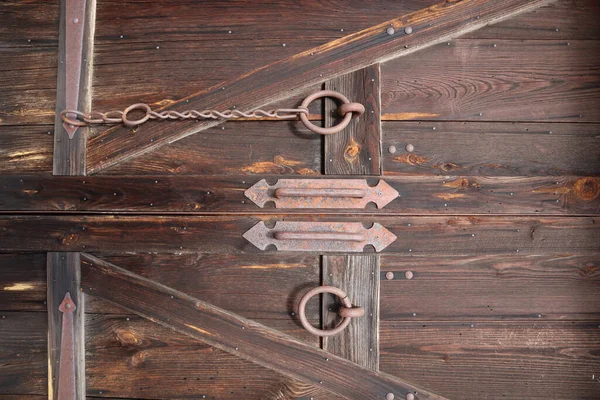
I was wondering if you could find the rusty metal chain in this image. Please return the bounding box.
[60,90,365,135]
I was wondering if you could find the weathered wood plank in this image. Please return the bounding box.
[83,253,320,320]
[86,0,554,174]
[0,126,54,174]
[2,174,598,215]
[0,253,46,312]
[1,215,598,254]
[80,253,446,400]
[325,65,381,174]
[47,252,85,400]
[0,312,47,396]
[380,254,600,321]
[381,39,600,122]
[84,313,335,399]
[382,121,600,176]
[380,321,600,400]
[323,256,380,370]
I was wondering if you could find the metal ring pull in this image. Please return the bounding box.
[298,90,365,135]
[298,286,365,337]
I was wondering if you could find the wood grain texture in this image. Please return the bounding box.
[0,312,47,396]
[83,253,320,320]
[52,0,96,175]
[383,121,600,176]
[323,256,380,370]
[380,321,600,400]
[325,65,381,174]
[380,254,600,321]
[84,313,338,399]
[0,253,46,312]
[1,174,599,215]
[86,0,554,174]
[1,215,598,254]
[47,252,85,400]
[80,253,446,400]
[381,39,600,122]
[0,126,54,174]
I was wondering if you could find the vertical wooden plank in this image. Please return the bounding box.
[324,64,381,175]
[53,0,96,175]
[47,252,84,400]
[322,256,380,370]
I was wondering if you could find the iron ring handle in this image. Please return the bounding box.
[299,90,365,135]
[297,285,364,337]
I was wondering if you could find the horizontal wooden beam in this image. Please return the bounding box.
[86,0,553,174]
[79,253,445,400]
[1,215,597,254]
[1,175,598,215]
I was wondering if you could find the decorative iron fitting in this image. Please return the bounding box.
[62,0,87,139]
[57,292,77,400]
[244,179,399,209]
[243,221,397,252]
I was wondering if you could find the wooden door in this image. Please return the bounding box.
[1,1,599,399]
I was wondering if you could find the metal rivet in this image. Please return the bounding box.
[156,46,160,49]
[282,43,286,47]
[406,393,415,400]
[386,27,395,35]
[405,271,414,280]
[73,18,79,23]
[432,126,436,130]
[404,26,413,34]
[493,43,497,47]
[228,30,232,34]
[120,35,124,39]
[340,28,344,32]
[385,271,394,280]
[412,312,417,317]
[319,381,323,384]
[555,28,559,32]
[471,234,475,237]
[386,393,395,400]
[388,145,397,154]
[405,144,414,152]
[235,347,239,350]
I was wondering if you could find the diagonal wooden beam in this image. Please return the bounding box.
[80,253,447,400]
[86,0,554,174]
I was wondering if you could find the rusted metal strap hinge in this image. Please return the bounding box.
[243,221,396,252]
[62,0,87,139]
[57,292,77,400]
[245,179,398,209]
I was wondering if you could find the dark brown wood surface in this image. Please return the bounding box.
[325,65,381,174]
[1,174,598,215]
[382,122,600,176]
[380,321,600,399]
[86,0,553,174]
[0,312,47,396]
[1,215,597,254]
[380,254,600,321]
[0,253,46,312]
[80,253,446,400]
[323,256,380,370]
[381,39,600,122]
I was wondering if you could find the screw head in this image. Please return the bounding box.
[405,271,414,280]
[385,271,394,280]
[386,27,395,35]
[405,144,414,152]
[404,26,413,34]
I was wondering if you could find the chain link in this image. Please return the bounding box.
[60,90,365,135]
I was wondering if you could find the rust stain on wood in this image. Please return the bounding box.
[573,177,599,201]
[184,323,215,337]
[381,112,440,120]
[394,153,428,166]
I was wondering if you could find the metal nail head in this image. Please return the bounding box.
[388,145,397,154]
[405,271,414,280]
[404,27,413,34]
[385,271,394,280]
[405,144,414,152]
[387,27,395,35]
